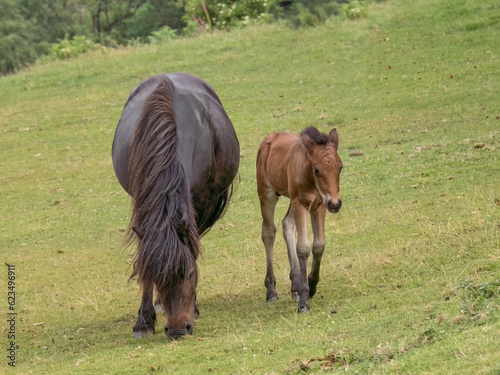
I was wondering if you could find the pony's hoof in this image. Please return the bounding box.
[297,305,310,313]
[266,296,279,303]
[133,330,154,339]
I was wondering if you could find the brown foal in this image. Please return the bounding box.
[256,126,343,312]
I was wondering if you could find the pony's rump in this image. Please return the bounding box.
[128,78,199,293]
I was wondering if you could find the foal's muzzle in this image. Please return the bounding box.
[326,199,342,213]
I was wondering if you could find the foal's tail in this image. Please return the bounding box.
[127,78,199,294]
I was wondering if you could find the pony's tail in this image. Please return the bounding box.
[127,78,199,295]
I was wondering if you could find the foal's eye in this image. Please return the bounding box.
[312,166,320,176]
[187,271,195,280]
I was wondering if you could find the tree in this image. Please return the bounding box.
[18,0,83,41]
[86,0,147,37]
[0,0,46,74]
[0,0,94,74]
[123,0,186,41]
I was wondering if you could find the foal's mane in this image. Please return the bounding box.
[301,126,329,146]
[128,77,199,295]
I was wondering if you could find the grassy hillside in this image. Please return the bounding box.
[1,0,499,373]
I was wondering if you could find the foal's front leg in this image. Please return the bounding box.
[282,203,299,302]
[292,199,312,312]
[309,204,326,298]
[133,281,156,338]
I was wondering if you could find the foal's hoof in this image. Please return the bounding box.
[133,329,154,339]
[266,296,279,303]
[297,304,310,313]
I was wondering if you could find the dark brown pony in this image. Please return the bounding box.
[256,127,342,312]
[112,73,239,339]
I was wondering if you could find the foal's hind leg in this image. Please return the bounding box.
[259,188,280,302]
[133,282,156,338]
[309,204,326,298]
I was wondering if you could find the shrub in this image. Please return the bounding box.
[342,0,367,20]
[51,36,97,60]
[271,0,380,27]
[147,26,178,44]
[271,0,345,28]
[181,0,274,31]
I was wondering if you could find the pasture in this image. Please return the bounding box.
[1,0,499,373]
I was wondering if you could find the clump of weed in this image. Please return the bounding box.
[456,279,500,324]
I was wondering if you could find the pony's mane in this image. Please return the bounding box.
[128,77,199,296]
[301,126,329,145]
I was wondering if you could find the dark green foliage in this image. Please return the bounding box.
[18,0,83,41]
[0,0,186,74]
[271,0,349,27]
[0,0,52,74]
[0,0,85,74]
[123,1,186,41]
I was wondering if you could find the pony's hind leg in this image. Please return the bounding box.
[259,188,280,302]
[133,282,156,338]
[309,204,326,298]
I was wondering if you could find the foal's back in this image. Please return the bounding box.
[256,132,303,198]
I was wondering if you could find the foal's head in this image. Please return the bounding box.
[301,127,343,213]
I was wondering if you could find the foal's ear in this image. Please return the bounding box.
[329,128,339,150]
[300,133,316,155]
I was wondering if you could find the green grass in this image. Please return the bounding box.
[1,0,499,373]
